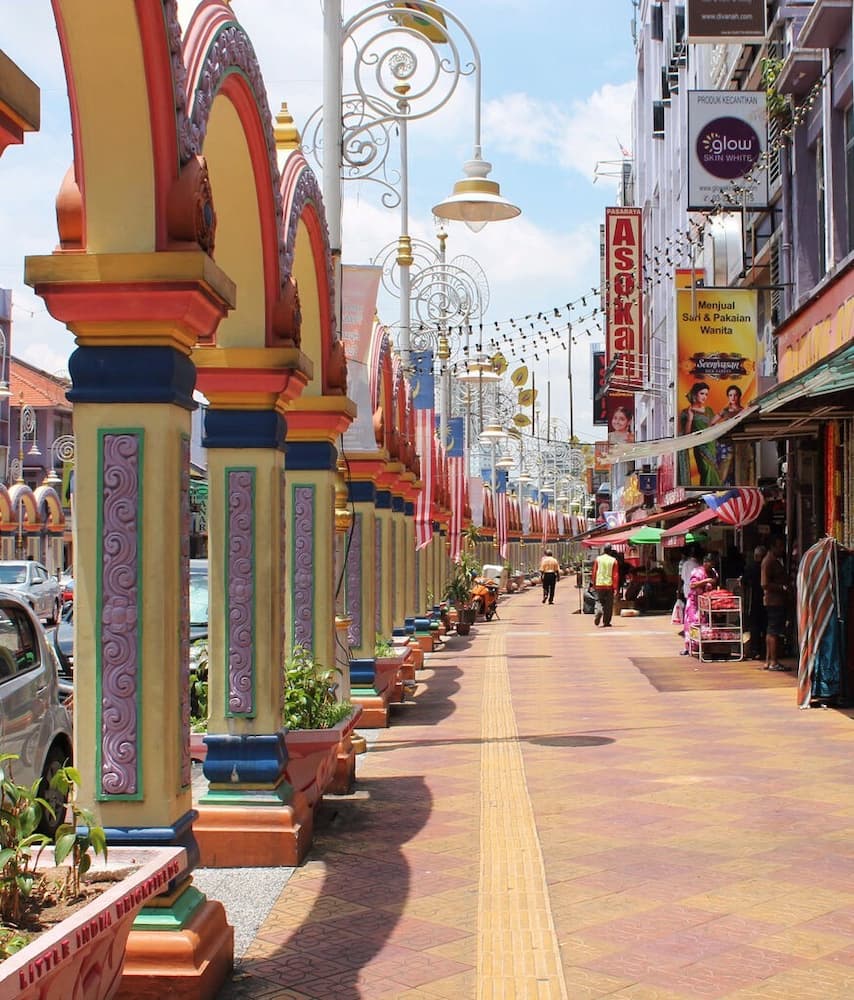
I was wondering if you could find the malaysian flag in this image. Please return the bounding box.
[702,488,764,528]
[495,469,509,560]
[446,416,465,562]
[412,351,435,550]
[541,492,549,544]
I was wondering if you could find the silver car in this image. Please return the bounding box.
[0,590,73,835]
[0,561,63,624]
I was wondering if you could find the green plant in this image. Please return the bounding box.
[374,634,395,658]
[0,754,51,926]
[284,644,354,730]
[50,765,107,901]
[189,639,209,732]
[760,56,793,126]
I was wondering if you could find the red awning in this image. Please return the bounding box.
[660,507,719,547]
[580,502,704,549]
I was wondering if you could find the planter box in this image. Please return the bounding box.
[284,707,362,810]
[1,846,187,1000]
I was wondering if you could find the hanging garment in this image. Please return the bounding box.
[797,537,840,708]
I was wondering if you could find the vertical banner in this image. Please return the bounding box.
[605,207,643,390]
[446,416,465,562]
[411,350,435,550]
[688,91,768,210]
[341,265,382,451]
[495,468,508,560]
[592,350,608,425]
[675,286,758,487]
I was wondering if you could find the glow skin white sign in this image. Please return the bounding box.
[687,91,768,210]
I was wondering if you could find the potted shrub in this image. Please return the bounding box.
[0,757,186,1000]
[283,644,362,807]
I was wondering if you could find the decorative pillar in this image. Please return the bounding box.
[375,487,395,639]
[284,400,356,673]
[191,345,310,869]
[25,250,236,994]
[345,469,383,658]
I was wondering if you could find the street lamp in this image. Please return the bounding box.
[0,329,10,400]
[9,394,39,484]
[43,434,75,496]
[314,0,520,360]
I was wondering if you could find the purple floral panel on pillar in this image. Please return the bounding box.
[375,519,382,635]
[180,437,192,787]
[347,513,362,648]
[227,469,255,716]
[292,485,314,651]
[99,432,141,798]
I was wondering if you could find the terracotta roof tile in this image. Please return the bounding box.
[9,357,71,410]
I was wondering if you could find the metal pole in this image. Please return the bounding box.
[568,323,574,440]
[322,0,343,336]
[398,104,412,362]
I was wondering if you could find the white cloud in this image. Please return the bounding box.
[484,81,635,181]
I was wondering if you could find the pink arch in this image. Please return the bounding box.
[280,151,338,381]
[182,1,287,337]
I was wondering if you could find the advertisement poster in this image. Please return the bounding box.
[604,207,643,390]
[340,265,382,452]
[688,91,768,210]
[592,350,607,425]
[687,0,766,43]
[676,287,757,487]
[606,392,635,445]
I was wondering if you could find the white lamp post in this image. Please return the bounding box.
[315,0,520,361]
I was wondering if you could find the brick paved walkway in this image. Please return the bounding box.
[216,584,854,999]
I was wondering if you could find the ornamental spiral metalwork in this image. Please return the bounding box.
[344,2,476,124]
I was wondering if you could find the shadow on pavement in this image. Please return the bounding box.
[219,775,432,999]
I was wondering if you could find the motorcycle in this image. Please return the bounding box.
[470,576,499,621]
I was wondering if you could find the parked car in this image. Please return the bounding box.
[190,559,208,642]
[49,601,74,701]
[0,589,73,835]
[0,561,63,624]
[59,572,75,604]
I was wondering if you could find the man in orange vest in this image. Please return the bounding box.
[592,545,620,627]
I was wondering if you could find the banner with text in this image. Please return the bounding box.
[687,0,766,44]
[675,287,757,488]
[688,91,768,210]
[605,207,643,390]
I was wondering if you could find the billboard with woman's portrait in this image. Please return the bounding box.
[676,287,757,487]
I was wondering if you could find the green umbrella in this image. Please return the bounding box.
[628,525,663,545]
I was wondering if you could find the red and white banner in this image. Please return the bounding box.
[605,207,643,391]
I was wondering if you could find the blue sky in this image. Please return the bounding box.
[0,0,635,443]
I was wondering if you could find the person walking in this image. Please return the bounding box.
[762,536,790,671]
[741,544,767,659]
[539,549,560,605]
[682,553,717,655]
[591,546,619,627]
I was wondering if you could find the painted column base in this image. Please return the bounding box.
[350,687,394,727]
[412,633,434,653]
[406,645,424,670]
[194,799,312,868]
[327,731,358,795]
[118,898,233,1000]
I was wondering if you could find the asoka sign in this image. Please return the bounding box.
[696,117,761,180]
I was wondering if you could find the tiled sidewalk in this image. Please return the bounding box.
[215,587,854,999]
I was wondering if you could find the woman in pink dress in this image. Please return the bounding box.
[681,554,718,654]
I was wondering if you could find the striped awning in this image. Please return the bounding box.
[660,507,719,547]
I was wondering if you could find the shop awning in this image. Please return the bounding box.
[604,405,758,465]
[661,507,719,547]
[581,502,704,548]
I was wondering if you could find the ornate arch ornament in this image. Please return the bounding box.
[0,485,11,526]
[7,483,37,530]
[182,1,289,341]
[34,485,66,532]
[280,151,338,369]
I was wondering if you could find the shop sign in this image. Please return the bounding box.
[605,207,643,391]
[687,91,768,210]
[686,0,766,43]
